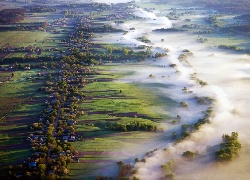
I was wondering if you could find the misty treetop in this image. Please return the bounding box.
[215,132,241,162]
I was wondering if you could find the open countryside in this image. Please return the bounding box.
[0,0,250,179]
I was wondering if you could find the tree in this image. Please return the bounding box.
[123,48,129,56]
[107,47,113,54]
[52,145,63,154]
[47,74,52,79]
[117,161,124,166]
[38,163,46,173]
[182,151,196,159]
[39,145,48,153]
[47,174,57,180]
[215,132,241,162]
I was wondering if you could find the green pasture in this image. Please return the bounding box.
[0,72,11,81]
[70,163,115,180]
[0,30,69,53]
[8,52,27,58]
[74,131,159,150]
[0,68,48,174]
[70,131,161,178]
[0,70,43,98]
[0,31,51,47]
[204,34,250,50]
[70,65,169,178]
[0,69,48,119]
[0,148,31,166]
[82,81,161,117]
[22,12,63,23]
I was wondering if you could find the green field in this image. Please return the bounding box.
[68,64,173,179]
[0,148,31,165]
[0,69,48,174]
[0,29,71,57]
[82,81,162,116]
[0,31,51,47]
[70,131,162,179]
[204,34,250,50]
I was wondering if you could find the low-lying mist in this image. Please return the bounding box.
[133,32,250,179]
[91,3,250,179]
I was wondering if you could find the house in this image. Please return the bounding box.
[60,151,66,156]
[63,129,71,135]
[24,66,31,70]
[66,119,76,125]
[63,136,69,141]
[51,154,59,159]
[69,136,76,142]
[29,162,37,168]
[32,135,39,140]
[48,170,55,175]
[72,157,79,163]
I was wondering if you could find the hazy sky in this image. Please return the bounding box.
[77,0,134,3]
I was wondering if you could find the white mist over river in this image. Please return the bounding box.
[92,3,250,180]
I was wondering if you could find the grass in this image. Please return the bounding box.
[73,131,160,153]
[0,73,10,82]
[0,148,31,166]
[0,31,51,47]
[74,138,124,152]
[70,131,161,178]
[0,138,21,146]
[8,52,27,58]
[70,64,172,178]
[0,67,49,177]
[205,34,250,50]
[0,28,70,58]
[68,63,170,178]
[70,162,115,180]
[76,125,101,132]
[0,133,9,139]
[0,69,47,119]
[79,130,115,139]
[82,81,162,118]
[0,71,42,101]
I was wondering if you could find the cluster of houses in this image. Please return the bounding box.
[6,57,100,178]
[4,13,100,176]
[0,45,42,53]
[3,1,142,178]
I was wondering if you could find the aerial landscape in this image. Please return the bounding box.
[0,0,250,179]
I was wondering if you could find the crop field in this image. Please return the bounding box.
[0,69,46,113]
[0,0,250,179]
[0,29,70,50]
[8,52,27,58]
[22,12,63,23]
[0,69,47,173]
[204,34,250,50]
[70,131,162,179]
[0,31,52,47]
[0,98,45,174]
[0,71,11,82]
[79,80,163,124]
[0,148,31,166]
[68,65,171,178]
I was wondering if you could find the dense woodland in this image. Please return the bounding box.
[0,9,26,24]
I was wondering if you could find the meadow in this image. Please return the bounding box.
[69,65,171,178]
[0,68,47,174]
[0,31,51,47]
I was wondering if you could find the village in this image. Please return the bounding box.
[1,2,160,179]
